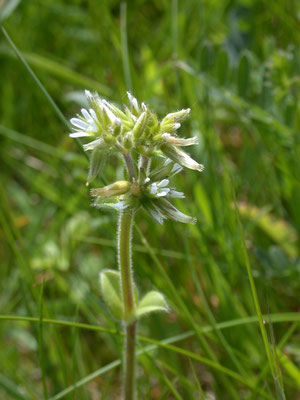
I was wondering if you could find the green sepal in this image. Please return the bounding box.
[134,291,168,320]
[88,147,107,183]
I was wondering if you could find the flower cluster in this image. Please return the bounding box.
[69,91,204,224]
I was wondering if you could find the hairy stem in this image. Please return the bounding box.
[118,211,137,400]
[124,321,137,400]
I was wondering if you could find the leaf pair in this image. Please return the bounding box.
[99,270,168,322]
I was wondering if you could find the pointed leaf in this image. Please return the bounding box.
[99,270,123,320]
[135,291,168,319]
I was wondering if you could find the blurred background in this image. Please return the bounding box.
[0,0,299,399]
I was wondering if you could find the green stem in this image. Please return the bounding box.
[124,321,137,400]
[118,211,136,400]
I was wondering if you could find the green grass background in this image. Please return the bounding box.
[0,0,299,399]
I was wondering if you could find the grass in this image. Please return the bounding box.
[0,0,299,399]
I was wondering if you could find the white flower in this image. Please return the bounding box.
[70,108,99,138]
[68,90,203,223]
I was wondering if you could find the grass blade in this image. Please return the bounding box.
[230,173,286,399]
[38,280,48,400]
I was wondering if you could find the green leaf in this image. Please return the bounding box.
[135,291,168,319]
[99,270,123,320]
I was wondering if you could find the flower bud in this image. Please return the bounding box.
[130,181,142,197]
[90,181,130,198]
[127,92,140,113]
[161,143,204,172]
[104,134,117,145]
[132,111,149,140]
[162,133,198,146]
[112,122,122,137]
[160,121,181,134]
[163,108,191,123]
[123,132,133,150]
[152,133,163,143]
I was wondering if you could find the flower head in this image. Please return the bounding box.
[90,159,196,224]
[69,91,204,223]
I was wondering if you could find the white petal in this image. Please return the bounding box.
[171,163,183,174]
[150,183,157,194]
[70,118,89,130]
[81,108,92,121]
[88,121,98,132]
[157,188,170,197]
[69,131,91,138]
[89,108,98,121]
[163,158,172,166]
[157,179,169,188]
